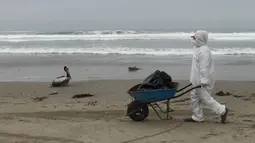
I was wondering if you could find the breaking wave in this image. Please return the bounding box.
[0,46,254,55]
[1,30,255,42]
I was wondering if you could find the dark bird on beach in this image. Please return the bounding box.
[128,66,141,72]
[51,66,71,87]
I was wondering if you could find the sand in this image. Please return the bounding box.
[0,79,255,143]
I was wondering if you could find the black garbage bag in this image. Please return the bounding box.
[139,70,173,90]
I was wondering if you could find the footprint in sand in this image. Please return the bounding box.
[242,119,255,123]
[160,140,184,143]
[232,127,255,141]
[200,131,225,139]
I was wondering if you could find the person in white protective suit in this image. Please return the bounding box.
[184,30,229,123]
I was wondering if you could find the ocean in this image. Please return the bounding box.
[0,30,254,82]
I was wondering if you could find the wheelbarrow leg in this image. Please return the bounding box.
[151,102,174,113]
[149,103,164,120]
[149,100,173,120]
[166,99,173,120]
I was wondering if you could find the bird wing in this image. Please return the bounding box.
[56,75,65,79]
[53,77,67,83]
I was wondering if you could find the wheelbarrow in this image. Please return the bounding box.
[125,82,201,121]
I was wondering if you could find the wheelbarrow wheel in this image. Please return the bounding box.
[127,101,149,121]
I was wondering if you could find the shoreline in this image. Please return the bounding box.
[0,79,255,83]
[0,54,255,82]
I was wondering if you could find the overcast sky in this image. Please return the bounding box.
[0,0,253,31]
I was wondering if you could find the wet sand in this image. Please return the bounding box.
[0,54,254,82]
[0,80,255,143]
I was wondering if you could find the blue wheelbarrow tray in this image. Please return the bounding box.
[126,82,201,121]
[127,82,179,103]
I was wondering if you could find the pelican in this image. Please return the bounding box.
[51,66,71,87]
[128,66,141,72]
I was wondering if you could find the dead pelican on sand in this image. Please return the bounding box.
[128,66,141,72]
[52,66,71,87]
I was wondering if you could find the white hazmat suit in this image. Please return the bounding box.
[188,30,227,122]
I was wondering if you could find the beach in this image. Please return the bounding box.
[0,79,255,143]
[0,30,255,82]
[0,30,255,143]
[2,0,255,142]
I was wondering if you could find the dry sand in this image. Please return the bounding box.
[0,79,255,143]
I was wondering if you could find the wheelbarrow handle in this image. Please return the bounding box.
[171,84,201,99]
[176,83,192,92]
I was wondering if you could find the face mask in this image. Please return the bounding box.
[191,39,199,48]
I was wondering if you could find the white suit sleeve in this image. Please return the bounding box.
[198,52,210,85]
